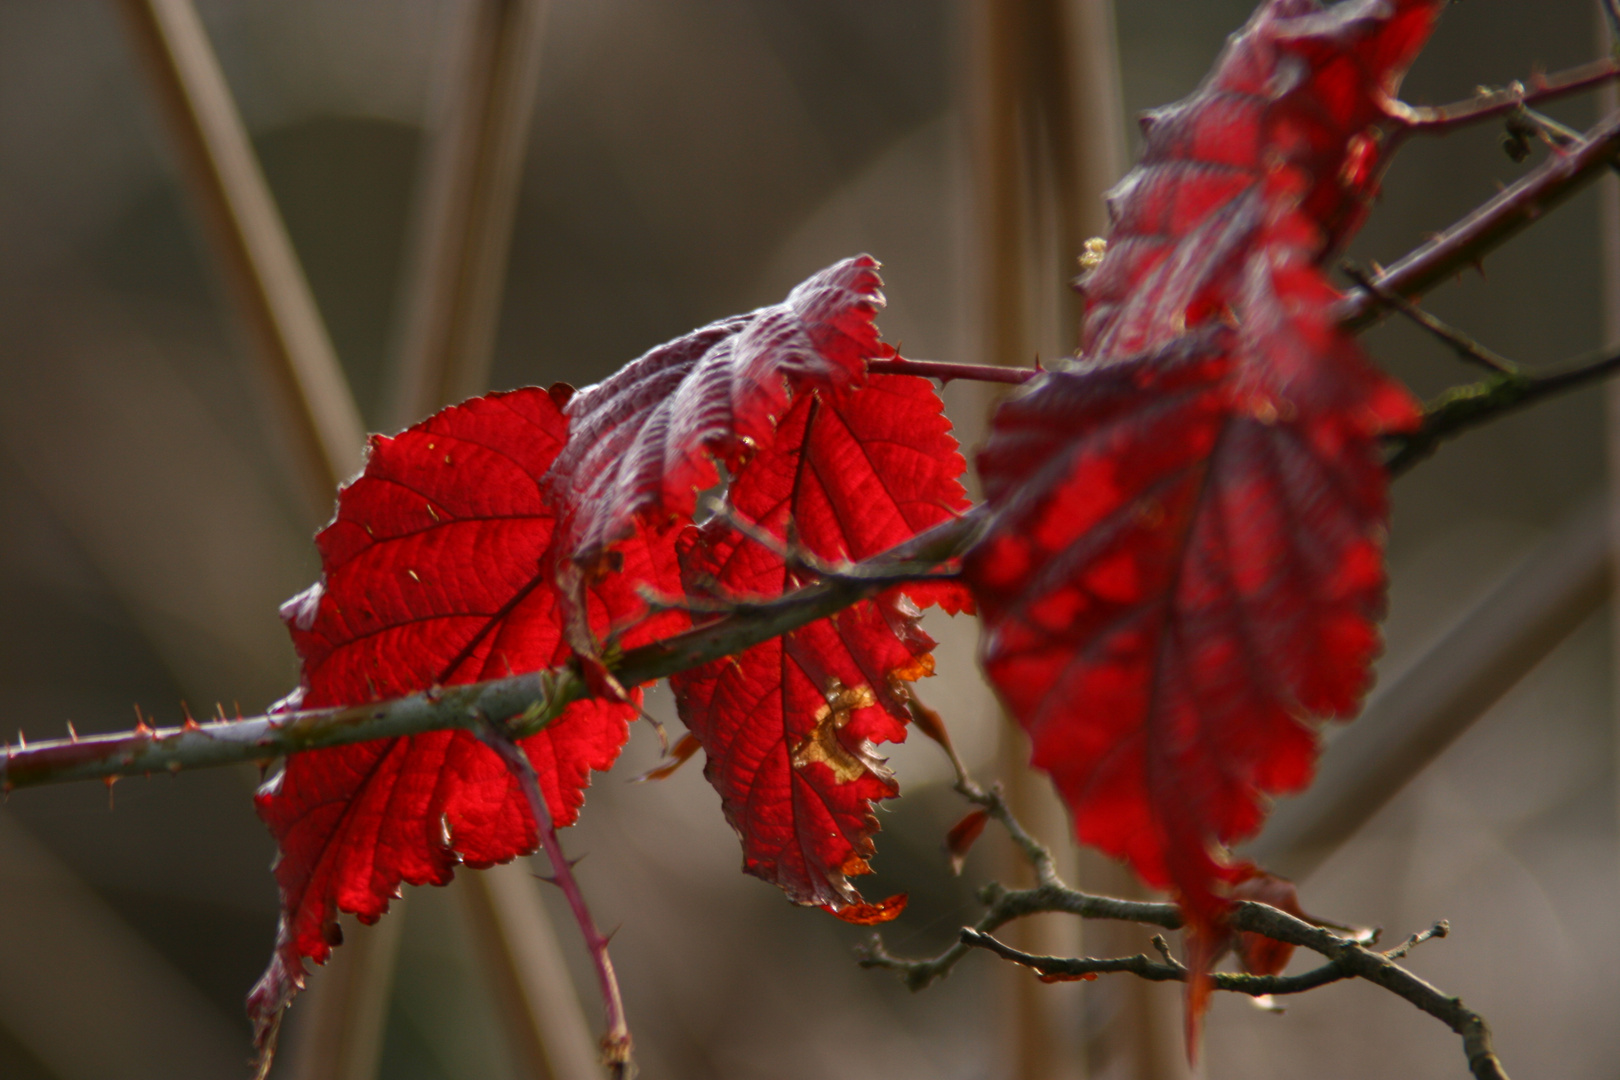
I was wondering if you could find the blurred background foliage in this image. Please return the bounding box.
[0,2,1615,1078]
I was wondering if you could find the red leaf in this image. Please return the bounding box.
[670,375,969,911]
[1080,0,1443,360]
[249,389,681,1043]
[1182,870,1307,1054]
[966,0,1439,949]
[823,893,909,926]
[549,255,888,572]
[945,808,991,876]
[968,290,1416,915]
[1232,871,1306,978]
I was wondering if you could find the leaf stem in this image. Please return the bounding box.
[477,720,633,1079]
[867,357,1038,385]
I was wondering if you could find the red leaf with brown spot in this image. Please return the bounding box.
[670,375,969,911]
[248,388,681,1044]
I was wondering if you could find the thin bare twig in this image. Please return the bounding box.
[1339,263,1519,375]
[1229,903,1507,1080]
[1384,920,1450,961]
[962,905,1507,1080]
[1510,106,1584,150]
[856,761,1182,991]
[864,752,1508,1080]
[959,927,1350,997]
[880,104,1620,400]
[478,720,633,1079]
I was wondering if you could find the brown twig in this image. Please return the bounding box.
[864,753,1508,1080]
[1339,108,1620,331]
[1228,903,1507,1080]
[883,103,1620,392]
[1339,262,1519,375]
[959,926,1351,996]
[1384,920,1450,961]
[856,758,1183,991]
[1393,58,1620,138]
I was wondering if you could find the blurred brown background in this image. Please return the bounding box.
[0,1,1615,1078]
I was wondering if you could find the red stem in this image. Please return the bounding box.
[479,723,633,1078]
[868,357,1037,384]
[1339,107,1620,331]
[1392,58,1620,140]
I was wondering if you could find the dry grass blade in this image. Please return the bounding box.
[381,3,605,1073]
[278,910,408,1080]
[386,0,550,429]
[461,863,603,1080]
[111,0,365,515]
[968,3,1128,1078]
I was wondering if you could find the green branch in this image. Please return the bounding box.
[1386,344,1620,475]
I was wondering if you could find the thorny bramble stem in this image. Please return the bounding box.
[1339,107,1620,329]
[10,317,1620,787]
[1390,57,1620,139]
[12,71,1620,795]
[0,512,987,790]
[478,720,634,1078]
[1339,262,1520,375]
